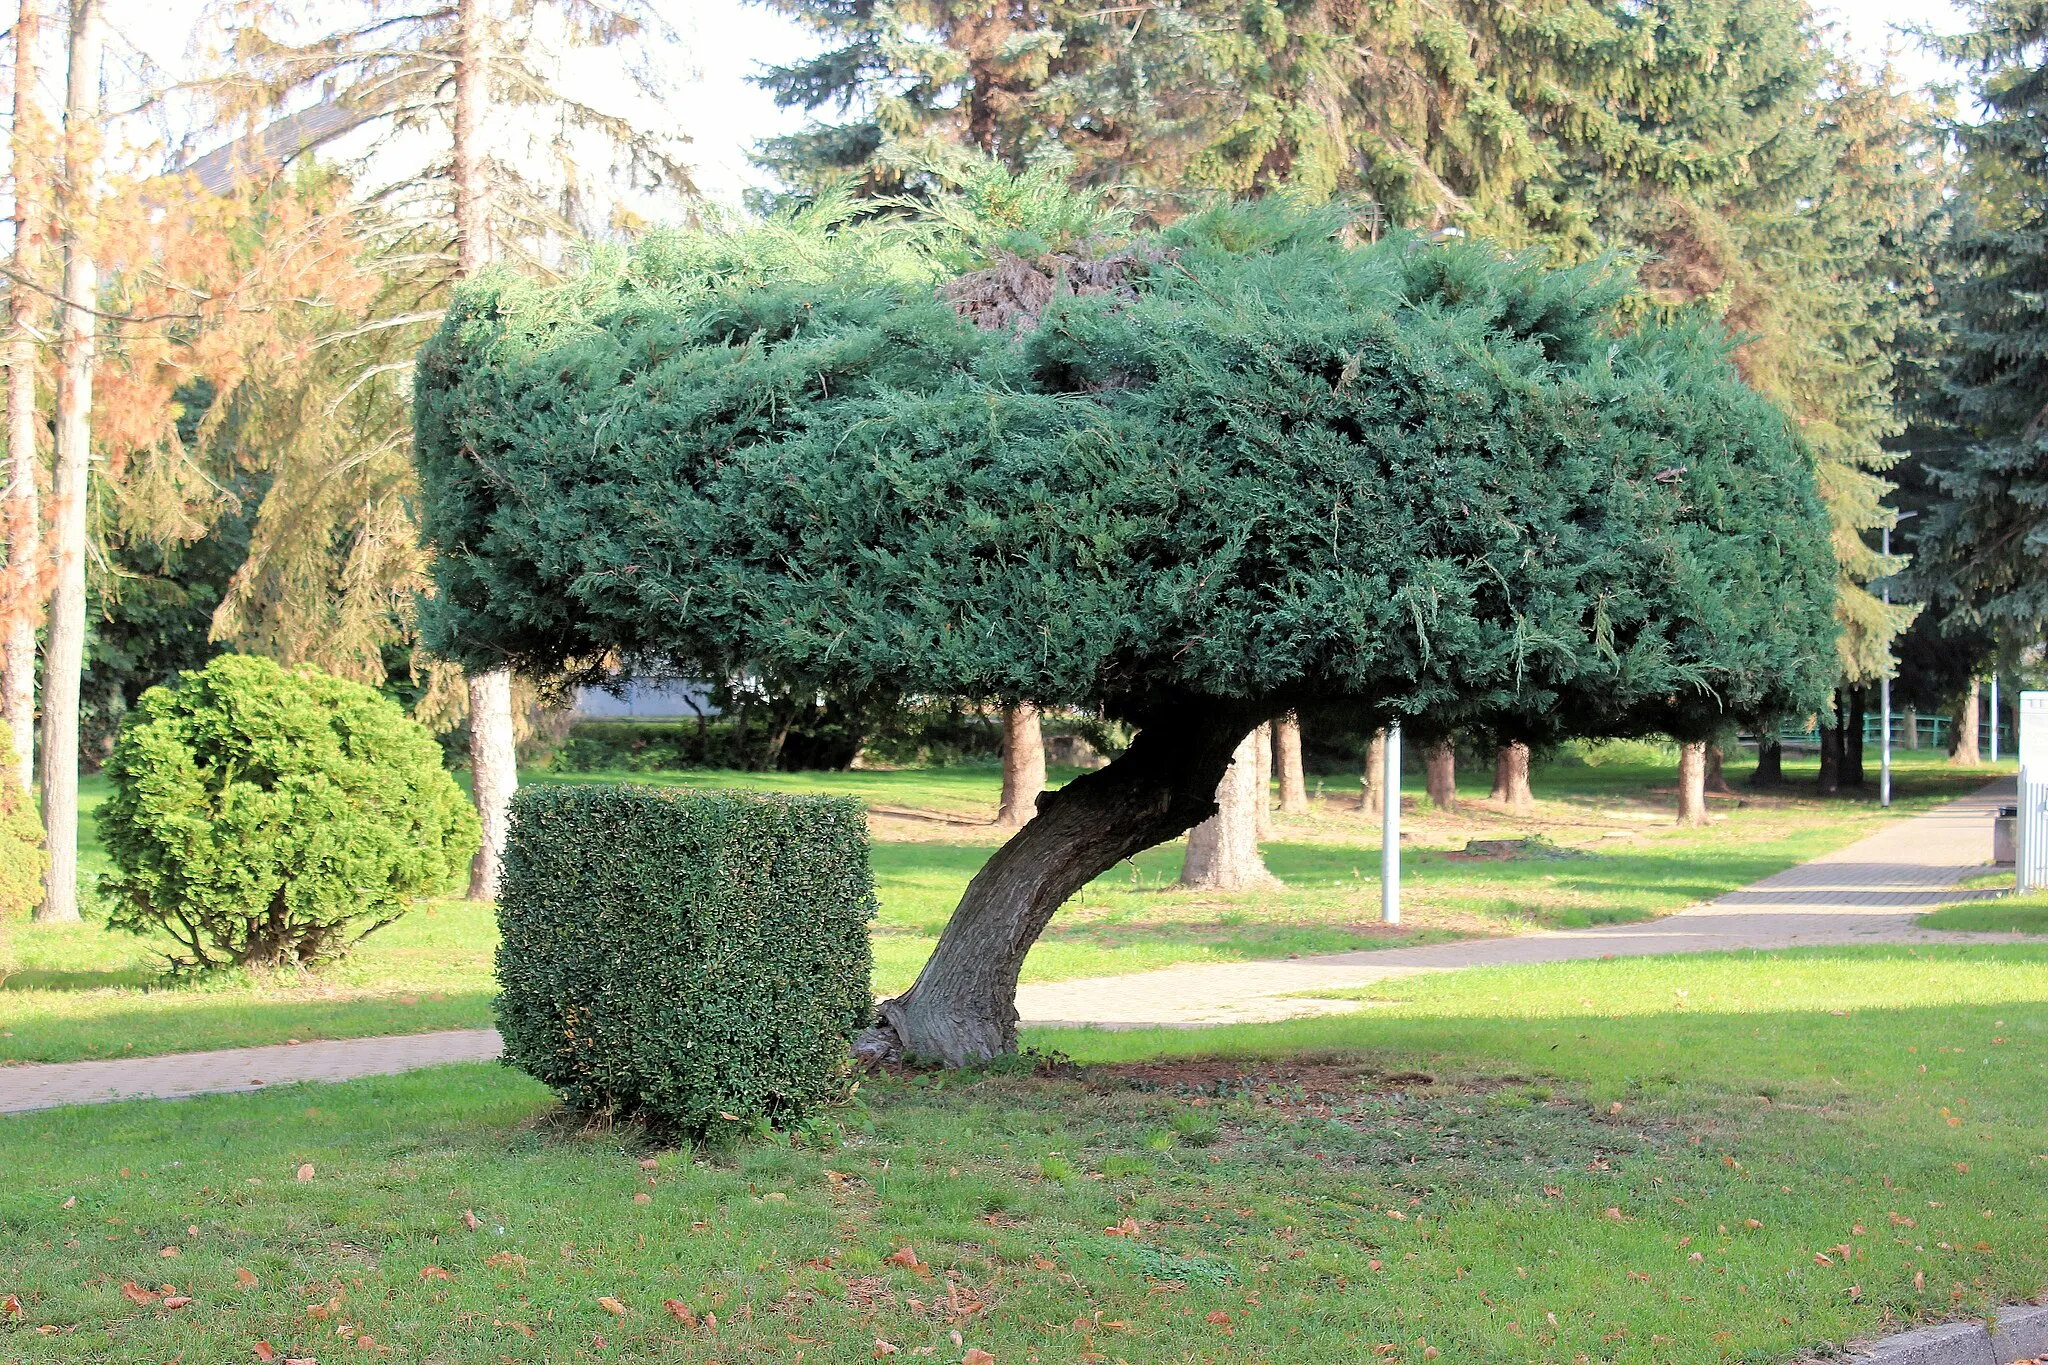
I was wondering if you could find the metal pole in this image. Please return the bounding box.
[1881,523,1892,808]
[1381,722,1401,925]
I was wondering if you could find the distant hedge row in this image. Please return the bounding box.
[495,784,875,1134]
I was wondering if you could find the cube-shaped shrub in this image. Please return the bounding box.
[495,784,875,1133]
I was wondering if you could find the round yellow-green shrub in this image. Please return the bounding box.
[98,654,480,968]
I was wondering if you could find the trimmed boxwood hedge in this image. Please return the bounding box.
[495,784,875,1134]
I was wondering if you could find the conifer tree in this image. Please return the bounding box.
[1913,2,2048,641]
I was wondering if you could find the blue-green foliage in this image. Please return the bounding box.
[494,784,876,1134]
[415,204,1836,738]
[97,654,479,968]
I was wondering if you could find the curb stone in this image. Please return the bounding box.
[1829,1305,2048,1365]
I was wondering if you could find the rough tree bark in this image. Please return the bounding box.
[1704,742,1734,794]
[1358,728,1385,818]
[1251,719,1273,838]
[995,702,1045,828]
[453,0,518,899]
[1903,705,1919,750]
[1487,741,1533,814]
[1275,712,1308,814]
[35,0,99,924]
[4,0,42,796]
[1844,689,1866,787]
[1182,728,1280,891]
[1817,725,1841,794]
[1676,740,1709,826]
[870,702,1262,1064]
[1423,739,1456,811]
[1952,679,1981,766]
[1750,739,1783,787]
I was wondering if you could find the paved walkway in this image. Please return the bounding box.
[1016,777,2017,1027]
[0,780,2015,1114]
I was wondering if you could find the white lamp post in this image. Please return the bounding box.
[1381,722,1401,925]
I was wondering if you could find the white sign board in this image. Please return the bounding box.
[2018,693,2048,890]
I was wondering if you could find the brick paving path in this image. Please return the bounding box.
[0,779,2015,1114]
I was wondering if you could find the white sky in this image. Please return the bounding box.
[116,0,1980,215]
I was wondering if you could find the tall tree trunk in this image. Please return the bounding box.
[1817,721,1841,795]
[1903,704,1919,751]
[453,0,517,898]
[994,702,1045,828]
[1275,711,1308,814]
[1358,728,1385,818]
[1423,738,1456,811]
[873,701,1261,1064]
[1251,719,1273,838]
[1750,738,1783,787]
[1182,727,1279,891]
[4,0,43,797]
[35,0,98,924]
[1676,740,1708,826]
[1704,742,1734,794]
[1952,678,1980,766]
[1844,688,1867,787]
[1488,740,1533,814]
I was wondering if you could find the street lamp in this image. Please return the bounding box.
[1881,511,1917,808]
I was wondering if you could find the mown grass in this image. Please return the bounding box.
[2,945,2043,1363]
[1921,890,2048,935]
[0,752,2005,1064]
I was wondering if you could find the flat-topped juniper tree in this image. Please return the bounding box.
[414,199,1837,1064]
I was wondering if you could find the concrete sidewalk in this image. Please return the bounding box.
[0,779,2015,1114]
[1013,777,2016,1027]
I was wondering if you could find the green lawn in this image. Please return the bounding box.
[2,944,2043,1363]
[1921,889,2048,935]
[0,751,2007,1064]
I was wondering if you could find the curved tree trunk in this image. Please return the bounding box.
[1275,712,1308,814]
[1359,728,1385,818]
[995,702,1046,828]
[1676,740,1709,826]
[1951,678,1980,767]
[1182,728,1280,891]
[1423,739,1456,811]
[874,702,1260,1064]
[1488,741,1533,814]
[1251,720,1273,838]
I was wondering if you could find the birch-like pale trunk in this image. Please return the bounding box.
[1676,740,1708,827]
[4,0,43,796]
[453,0,518,899]
[1275,712,1308,813]
[36,0,98,923]
[995,702,1046,828]
[1182,728,1280,891]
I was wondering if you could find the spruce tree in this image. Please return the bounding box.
[1914,2,2048,640]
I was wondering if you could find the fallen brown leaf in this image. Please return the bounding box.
[1206,1311,1232,1326]
[253,1343,279,1363]
[597,1296,627,1316]
[874,1339,900,1357]
[664,1299,698,1327]
[885,1247,920,1269]
[460,1210,481,1231]
[164,1296,193,1310]
[121,1282,160,1306]
[235,1268,259,1288]
[295,1164,314,1183]
[418,1266,451,1282]
[963,1350,995,1365]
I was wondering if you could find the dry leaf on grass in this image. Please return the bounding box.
[164,1296,193,1310]
[963,1350,995,1365]
[254,1344,279,1363]
[418,1266,451,1282]
[460,1210,481,1231]
[597,1296,627,1316]
[664,1299,698,1327]
[875,1339,900,1356]
[885,1247,920,1269]
[295,1165,315,1183]
[236,1268,259,1288]
[121,1282,160,1306]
